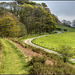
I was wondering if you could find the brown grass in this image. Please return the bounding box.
[12,41,42,58]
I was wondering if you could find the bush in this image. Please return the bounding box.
[29,59,75,74]
[51,31,58,34]
[57,45,75,62]
[28,45,75,74]
[29,62,46,74]
[32,48,41,53]
[64,29,67,31]
[28,56,46,66]
[56,28,61,31]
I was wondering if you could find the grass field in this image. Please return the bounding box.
[0,39,30,74]
[57,25,75,32]
[32,32,75,58]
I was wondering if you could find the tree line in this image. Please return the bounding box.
[0,0,56,37]
[62,20,75,28]
[0,7,27,37]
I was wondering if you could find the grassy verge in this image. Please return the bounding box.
[11,35,75,74]
[0,39,30,74]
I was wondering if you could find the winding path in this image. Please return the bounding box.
[24,32,75,63]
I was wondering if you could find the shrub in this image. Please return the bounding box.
[64,29,67,31]
[57,45,75,62]
[32,48,41,53]
[56,28,61,31]
[28,56,46,66]
[29,59,75,74]
[29,62,46,74]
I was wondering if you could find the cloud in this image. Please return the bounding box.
[47,1,75,16]
[34,1,75,21]
[58,15,75,22]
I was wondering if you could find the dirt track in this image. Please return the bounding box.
[24,32,75,63]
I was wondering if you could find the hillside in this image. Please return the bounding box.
[57,25,75,32]
[0,0,75,74]
[0,8,27,37]
[0,1,56,36]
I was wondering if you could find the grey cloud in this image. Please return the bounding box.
[34,1,75,21]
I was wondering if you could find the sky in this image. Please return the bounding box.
[34,1,75,22]
[0,0,13,1]
[0,0,14,2]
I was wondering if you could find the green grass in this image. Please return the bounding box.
[0,39,30,74]
[11,32,75,74]
[0,42,2,73]
[57,25,75,32]
[32,32,75,58]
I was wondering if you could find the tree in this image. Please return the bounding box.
[6,2,56,34]
[62,20,71,27]
[66,21,71,27]
[18,23,27,37]
[45,12,56,32]
[0,2,8,8]
[0,16,20,37]
[41,3,47,8]
[15,0,29,4]
[72,20,75,27]
[52,14,62,25]
[62,20,67,25]
[0,7,4,15]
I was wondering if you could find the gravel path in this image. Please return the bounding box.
[24,32,75,63]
